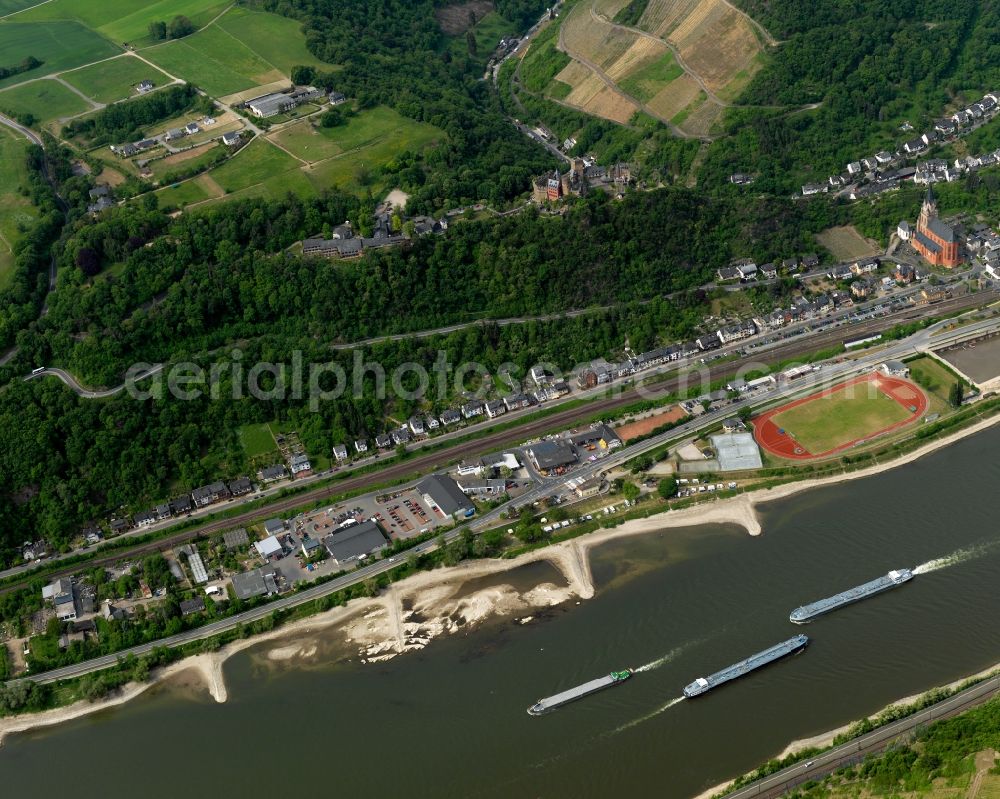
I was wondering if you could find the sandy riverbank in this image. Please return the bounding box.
[2,407,999,744]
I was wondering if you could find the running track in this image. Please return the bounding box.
[753,373,928,460]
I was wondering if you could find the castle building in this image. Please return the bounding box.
[912,186,961,267]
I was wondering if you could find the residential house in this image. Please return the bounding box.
[461,400,485,419]
[735,260,758,280]
[257,464,288,483]
[426,416,440,430]
[375,433,393,449]
[221,131,242,147]
[696,334,721,351]
[229,477,253,496]
[408,416,426,436]
[392,427,412,445]
[852,258,879,275]
[184,122,199,135]
[897,220,912,241]
[135,80,154,94]
[155,503,172,521]
[439,409,461,426]
[328,91,347,105]
[717,320,757,344]
[289,453,311,475]
[333,444,349,461]
[503,393,531,411]
[354,438,369,454]
[45,578,78,621]
[802,254,820,269]
[484,399,506,418]
[109,518,131,535]
[847,161,862,175]
[180,597,206,616]
[165,128,186,141]
[760,263,778,279]
[895,264,916,284]
[801,183,827,196]
[191,481,230,508]
[301,536,322,558]
[169,495,193,515]
[263,519,285,536]
[716,266,739,281]
[851,278,875,299]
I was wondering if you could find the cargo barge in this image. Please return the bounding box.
[528,669,632,715]
[790,568,913,623]
[683,635,808,698]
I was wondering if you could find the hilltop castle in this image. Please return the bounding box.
[911,186,961,267]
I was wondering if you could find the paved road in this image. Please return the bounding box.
[719,675,1000,799]
[3,289,993,593]
[23,365,165,398]
[12,311,1000,685]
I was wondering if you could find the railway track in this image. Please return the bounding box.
[2,290,992,596]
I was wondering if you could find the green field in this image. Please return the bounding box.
[0,0,41,15]
[0,127,37,287]
[907,355,962,405]
[239,423,277,458]
[214,7,329,75]
[0,20,121,89]
[16,0,229,44]
[153,174,217,209]
[618,51,684,103]
[274,105,442,163]
[770,386,912,454]
[141,31,281,97]
[0,77,91,122]
[209,138,301,193]
[62,55,172,104]
[149,142,222,179]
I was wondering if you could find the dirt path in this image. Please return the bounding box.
[968,749,997,799]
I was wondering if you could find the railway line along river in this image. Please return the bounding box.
[2,426,1000,797]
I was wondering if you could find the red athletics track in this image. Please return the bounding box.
[752,373,929,461]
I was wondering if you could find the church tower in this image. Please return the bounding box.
[918,185,937,231]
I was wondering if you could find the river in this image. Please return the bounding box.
[2,426,999,797]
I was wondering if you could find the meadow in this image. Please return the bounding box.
[214,7,328,75]
[239,423,277,458]
[61,55,172,105]
[0,126,37,288]
[208,137,302,194]
[0,77,91,122]
[273,106,441,163]
[141,30,281,97]
[15,0,230,44]
[0,20,121,89]
[153,173,220,209]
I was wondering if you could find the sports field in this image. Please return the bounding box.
[0,19,121,89]
[0,126,37,287]
[0,77,91,122]
[61,55,172,104]
[754,374,928,460]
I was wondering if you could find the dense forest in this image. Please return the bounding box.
[705,0,997,191]
[24,187,826,384]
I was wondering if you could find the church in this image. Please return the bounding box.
[911,186,961,267]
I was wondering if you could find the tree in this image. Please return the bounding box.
[75,247,100,276]
[466,30,477,56]
[949,380,964,407]
[621,481,640,502]
[320,108,346,128]
[291,65,316,85]
[657,476,677,499]
[148,20,166,40]
[167,15,195,39]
